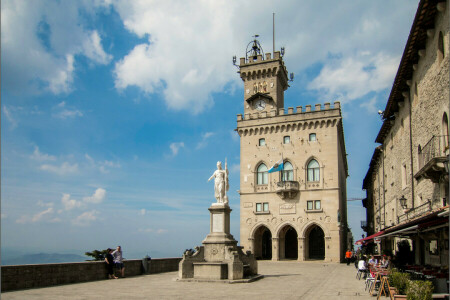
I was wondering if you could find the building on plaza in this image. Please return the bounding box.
[235,39,349,262]
[359,0,449,267]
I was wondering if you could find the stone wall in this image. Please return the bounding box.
[1,258,181,292]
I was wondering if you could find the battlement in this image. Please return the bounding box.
[237,101,341,122]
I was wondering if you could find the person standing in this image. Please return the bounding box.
[112,245,125,278]
[345,249,352,265]
[105,248,118,279]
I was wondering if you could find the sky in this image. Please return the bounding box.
[1,0,419,260]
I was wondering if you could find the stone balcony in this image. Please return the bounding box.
[415,135,449,183]
[275,181,299,199]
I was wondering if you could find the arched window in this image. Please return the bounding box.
[282,161,294,181]
[307,159,320,182]
[438,31,445,63]
[257,163,268,185]
[443,113,449,150]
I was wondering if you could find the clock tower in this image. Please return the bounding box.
[236,37,290,115]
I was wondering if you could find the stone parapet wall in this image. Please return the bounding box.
[1,257,181,292]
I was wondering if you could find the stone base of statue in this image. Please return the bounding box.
[178,203,261,282]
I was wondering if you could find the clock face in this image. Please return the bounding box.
[255,99,266,111]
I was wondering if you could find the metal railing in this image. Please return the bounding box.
[276,181,299,190]
[397,201,431,223]
[418,135,449,170]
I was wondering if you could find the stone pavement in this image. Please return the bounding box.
[2,261,378,300]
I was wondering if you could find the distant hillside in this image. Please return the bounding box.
[2,253,87,265]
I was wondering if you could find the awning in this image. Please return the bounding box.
[378,225,418,238]
[355,230,385,245]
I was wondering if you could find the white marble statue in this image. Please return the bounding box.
[208,161,229,204]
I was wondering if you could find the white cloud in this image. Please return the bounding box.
[83,188,106,204]
[196,132,215,149]
[112,1,237,114]
[308,52,399,103]
[17,207,54,223]
[360,97,379,113]
[40,162,78,175]
[31,146,57,161]
[139,209,146,215]
[72,210,98,226]
[169,142,185,156]
[85,154,120,174]
[31,207,54,222]
[82,31,113,65]
[2,106,17,128]
[52,101,83,119]
[1,1,111,95]
[61,193,82,210]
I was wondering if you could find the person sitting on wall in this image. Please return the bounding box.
[105,248,118,279]
[112,245,125,278]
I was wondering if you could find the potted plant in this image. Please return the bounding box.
[406,280,433,300]
[389,270,411,299]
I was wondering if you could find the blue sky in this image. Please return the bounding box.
[1,0,418,259]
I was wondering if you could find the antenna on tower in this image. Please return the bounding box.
[273,13,275,55]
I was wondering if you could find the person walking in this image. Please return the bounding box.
[112,245,125,278]
[105,248,118,279]
[345,249,352,265]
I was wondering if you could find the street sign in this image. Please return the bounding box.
[374,237,381,244]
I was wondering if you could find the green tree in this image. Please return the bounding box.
[85,249,109,261]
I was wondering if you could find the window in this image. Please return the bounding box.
[257,163,268,185]
[443,113,449,150]
[283,136,290,144]
[256,202,269,212]
[309,133,316,141]
[429,240,439,255]
[259,138,266,146]
[438,31,445,63]
[401,163,407,189]
[307,159,320,182]
[307,200,321,211]
[282,161,294,181]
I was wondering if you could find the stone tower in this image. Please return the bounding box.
[236,37,349,262]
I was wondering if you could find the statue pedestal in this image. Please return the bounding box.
[178,202,260,282]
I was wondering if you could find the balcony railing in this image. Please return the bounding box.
[397,201,431,223]
[276,181,299,199]
[419,135,448,169]
[416,135,448,183]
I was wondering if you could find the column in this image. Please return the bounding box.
[272,238,279,261]
[298,237,305,261]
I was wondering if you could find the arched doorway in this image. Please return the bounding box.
[279,225,298,260]
[253,226,272,260]
[307,225,325,260]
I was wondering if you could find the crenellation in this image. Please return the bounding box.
[305,105,311,112]
[296,106,303,113]
[315,104,321,111]
[288,107,294,114]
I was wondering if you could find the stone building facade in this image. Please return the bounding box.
[361,0,449,267]
[235,42,348,262]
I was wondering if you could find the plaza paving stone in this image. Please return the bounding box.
[2,261,378,299]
